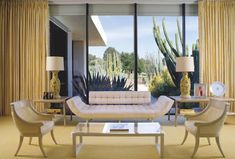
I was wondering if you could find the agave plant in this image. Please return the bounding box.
[112,76,133,91]
[72,74,87,103]
[73,72,133,103]
[89,72,112,91]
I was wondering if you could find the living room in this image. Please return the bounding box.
[0,0,235,158]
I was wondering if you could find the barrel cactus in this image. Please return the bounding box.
[103,47,122,77]
[152,17,199,89]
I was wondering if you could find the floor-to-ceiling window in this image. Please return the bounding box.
[49,3,199,101]
[137,4,183,96]
[186,4,199,86]
[88,4,134,91]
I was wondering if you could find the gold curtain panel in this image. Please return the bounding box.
[0,0,48,115]
[199,0,235,111]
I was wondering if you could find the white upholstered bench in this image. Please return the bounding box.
[67,91,174,121]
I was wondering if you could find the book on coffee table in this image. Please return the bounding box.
[108,123,129,131]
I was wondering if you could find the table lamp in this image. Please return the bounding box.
[46,56,64,98]
[176,57,194,98]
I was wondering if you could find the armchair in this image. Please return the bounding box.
[181,99,229,158]
[11,100,57,157]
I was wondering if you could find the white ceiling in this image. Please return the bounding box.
[54,15,107,46]
[49,0,198,5]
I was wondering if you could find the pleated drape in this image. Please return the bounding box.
[0,0,48,115]
[199,0,235,111]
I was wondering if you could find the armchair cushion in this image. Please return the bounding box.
[185,120,198,135]
[41,121,54,135]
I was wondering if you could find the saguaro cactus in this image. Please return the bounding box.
[153,17,199,89]
[155,50,164,75]
[103,47,122,77]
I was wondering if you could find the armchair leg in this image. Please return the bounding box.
[15,136,24,156]
[38,136,47,157]
[215,137,225,157]
[191,137,200,158]
[207,137,211,145]
[181,129,188,145]
[29,137,32,145]
[51,130,57,144]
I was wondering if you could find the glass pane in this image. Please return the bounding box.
[137,16,181,96]
[186,16,199,85]
[186,16,198,56]
[88,15,134,91]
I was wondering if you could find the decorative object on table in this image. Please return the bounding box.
[176,57,195,98]
[47,108,61,114]
[46,56,64,99]
[210,81,226,97]
[43,92,48,99]
[194,83,207,97]
[43,92,54,99]
[49,92,54,99]
[108,123,129,132]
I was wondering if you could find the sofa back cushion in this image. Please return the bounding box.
[89,91,151,105]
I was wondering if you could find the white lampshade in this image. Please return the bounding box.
[46,56,64,71]
[176,57,194,72]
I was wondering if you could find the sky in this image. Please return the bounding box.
[89,16,198,59]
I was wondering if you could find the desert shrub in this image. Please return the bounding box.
[149,69,179,97]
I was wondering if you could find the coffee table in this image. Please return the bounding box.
[71,122,165,158]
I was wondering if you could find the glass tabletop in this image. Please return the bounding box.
[72,122,163,135]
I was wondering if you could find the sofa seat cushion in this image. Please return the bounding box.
[78,104,157,119]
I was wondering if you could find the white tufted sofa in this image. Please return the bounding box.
[67,91,174,121]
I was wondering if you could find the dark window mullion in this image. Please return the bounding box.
[134,3,138,91]
[86,3,89,103]
[182,3,186,56]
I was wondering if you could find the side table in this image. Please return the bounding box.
[169,96,209,126]
[170,96,235,126]
[33,97,69,126]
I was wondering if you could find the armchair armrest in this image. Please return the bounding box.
[184,105,210,120]
[193,106,228,136]
[29,102,55,120]
[12,112,44,135]
[35,113,55,121]
[26,120,44,127]
[194,111,225,127]
[38,113,55,120]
